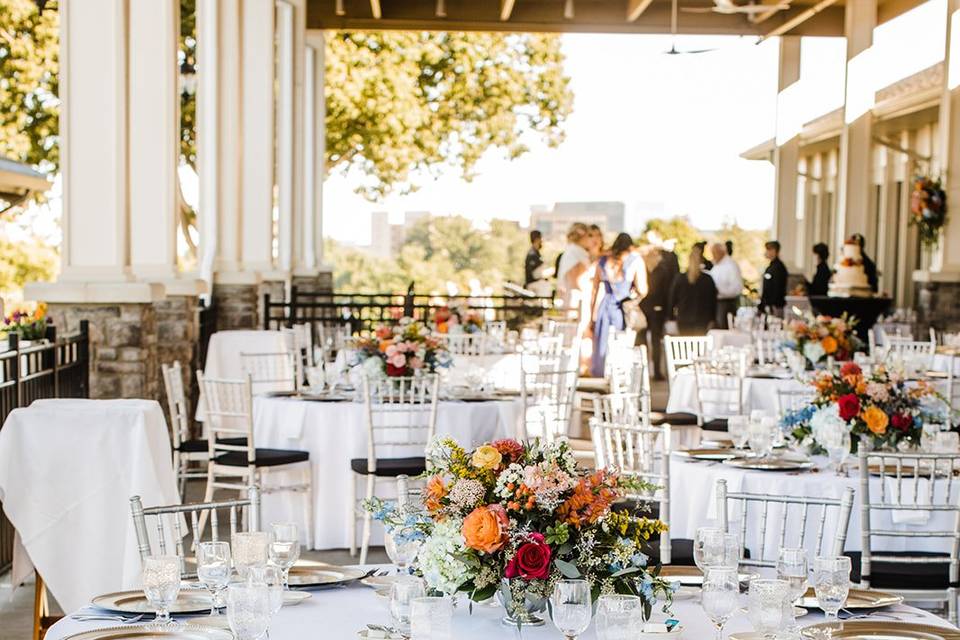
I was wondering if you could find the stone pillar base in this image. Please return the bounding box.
[47,303,159,401]
[212,282,260,331]
[914,278,960,332]
[291,269,333,294]
[154,295,201,412]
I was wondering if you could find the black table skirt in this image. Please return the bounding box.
[807,296,893,342]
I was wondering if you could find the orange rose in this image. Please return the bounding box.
[437,322,448,334]
[462,504,509,553]
[424,475,447,514]
[821,336,838,354]
[862,406,889,435]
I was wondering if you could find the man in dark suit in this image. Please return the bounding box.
[641,248,674,380]
[760,240,788,316]
[524,230,544,287]
[850,233,879,293]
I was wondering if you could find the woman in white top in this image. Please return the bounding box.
[556,223,592,314]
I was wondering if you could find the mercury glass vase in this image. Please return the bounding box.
[498,578,547,627]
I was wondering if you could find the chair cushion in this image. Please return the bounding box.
[214,448,309,467]
[845,551,954,590]
[649,412,698,427]
[350,457,427,477]
[176,437,247,453]
[702,418,728,432]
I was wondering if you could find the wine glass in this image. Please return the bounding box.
[595,594,644,640]
[250,565,284,617]
[824,429,851,476]
[694,528,740,571]
[701,567,739,640]
[268,523,300,589]
[385,529,422,575]
[232,531,270,579]
[142,555,181,627]
[747,579,789,639]
[747,420,774,460]
[549,579,592,640]
[727,415,749,452]
[777,548,808,632]
[390,576,426,635]
[226,583,271,640]
[813,556,851,624]
[197,541,231,616]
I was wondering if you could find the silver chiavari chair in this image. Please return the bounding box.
[522,334,567,372]
[609,345,649,396]
[282,323,315,372]
[317,323,354,363]
[351,374,440,565]
[436,332,488,356]
[604,329,638,382]
[664,335,714,382]
[692,354,745,433]
[130,485,260,577]
[776,387,817,416]
[885,338,937,372]
[590,409,672,563]
[161,361,207,497]
[240,351,299,394]
[485,320,507,342]
[520,364,579,443]
[858,450,960,623]
[716,478,854,569]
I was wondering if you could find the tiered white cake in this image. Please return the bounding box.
[828,242,872,297]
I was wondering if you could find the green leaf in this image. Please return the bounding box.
[554,559,582,579]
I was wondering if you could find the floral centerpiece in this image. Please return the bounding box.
[434,304,484,334]
[2,303,48,341]
[782,362,948,452]
[783,313,862,366]
[910,176,947,248]
[352,319,452,377]
[371,437,674,626]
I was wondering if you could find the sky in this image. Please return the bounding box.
[323,0,948,246]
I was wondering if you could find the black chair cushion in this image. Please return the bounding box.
[649,412,699,427]
[702,418,728,432]
[845,551,954,590]
[214,448,309,467]
[350,457,427,477]
[176,437,247,453]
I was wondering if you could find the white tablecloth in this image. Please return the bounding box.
[45,572,954,640]
[932,353,960,376]
[707,329,753,349]
[670,455,959,556]
[666,369,805,416]
[204,330,291,380]
[0,399,180,612]
[251,396,523,550]
[335,350,525,393]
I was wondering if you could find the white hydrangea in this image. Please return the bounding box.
[810,403,847,448]
[416,518,471,595]
[803,341,825,364]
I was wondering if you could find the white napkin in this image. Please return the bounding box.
[885,476,932,525]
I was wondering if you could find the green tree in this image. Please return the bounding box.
[641,216,703,270]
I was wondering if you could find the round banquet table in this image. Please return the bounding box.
[251,395,523,550]
[47,569,955,640]
[670,454,960,556]
[665,369,806,416]
[335,350,526,393]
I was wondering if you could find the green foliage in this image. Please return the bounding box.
[641,216,702,271]
[0,230,58,297]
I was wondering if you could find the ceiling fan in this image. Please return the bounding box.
[681,0,791,14]
[664,0,718,55]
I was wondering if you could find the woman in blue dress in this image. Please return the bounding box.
[588,233,647,378]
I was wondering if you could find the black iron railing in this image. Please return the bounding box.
[0,321,90,573]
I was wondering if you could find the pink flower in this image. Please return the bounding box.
[388,353,406,368]
[408,356,424,370]
[385,344,398,357]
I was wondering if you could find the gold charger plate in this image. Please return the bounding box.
[723,457,814,472]
[801,621,960,639]
[287,560,367,588]
[797,587,903,610]
[91,591,213,615]
[63,626,232,640]
[675,448,742,461]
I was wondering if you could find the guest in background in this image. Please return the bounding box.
[524,230,544,287]
[725,239,734,257]
[693,241,713,270]
[588,233,646,377]
[587,224,605,259]
[556,223,591,313]
[641,247,670,380]
[808,243,832,296]
[759,240,788,316]
[669,248,718,336]
[707,242,743,329]
[850,233,879,293]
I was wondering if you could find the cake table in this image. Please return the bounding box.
[808,295,893,341]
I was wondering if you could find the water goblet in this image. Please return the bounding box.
[748,421,774,460]
[747,579,789,639]
[777,548,808,631]
[727,415,749,452]
[232,531,270,579]
[701,567,740,640]
[549,579,592,640]
[249,565,284,617]
[226,583,271,640]
[595,594,644,640]
[385,529,422,575]
[268,523,300,589]
[390,576,426,635]
[197,541,231,615]
[695,528,739,571]
[410,596,453,640]
[143,555,181,627]
[813,556,851,624]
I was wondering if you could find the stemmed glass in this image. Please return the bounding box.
[549,579,592,640]
[390,576,426,635]
[232,531,270,579]
[694,528,740,571]
[251,565,284,617]
[595,594,644,640]
[777,548,808,632]
[268,523,300,589]
[824,430,851,476]
[813,556,851,625]
[226,583,272,640]
[385,529,422,575]
[747,420,775,461]
[701,567,739,640]
[727,416,749,452]
[747,579,789,640]
[196,541,231,616]
[142,555,181,627]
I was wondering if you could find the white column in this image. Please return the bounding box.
[932,0,960,274]
[276,1,295,274]
[773,36,802,272]
[241,0,276,273]
[197,0,220,288]
[300,31,326,273]
[836,0,876,249]
[216,0,244,276]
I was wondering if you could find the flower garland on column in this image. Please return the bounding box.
[910,176,948,248]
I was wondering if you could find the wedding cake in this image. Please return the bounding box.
[828,241,872,297]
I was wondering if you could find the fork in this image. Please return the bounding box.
[71,613,145,624]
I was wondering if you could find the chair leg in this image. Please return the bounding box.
[950,588,958,626]
[358,474,375,566]
[176,452,186,499]
[300,465,313,548]
[195,464,217,543]
[348,472,357,557]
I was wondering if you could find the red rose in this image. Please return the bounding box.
[386,362,407,377]
[837,394,861,421]
[891,413,913,432]
[505,533,552,581]
[840,362,860,377]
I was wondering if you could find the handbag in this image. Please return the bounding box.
[622,296,647,332]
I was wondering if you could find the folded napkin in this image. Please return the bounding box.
[885,475,932,526]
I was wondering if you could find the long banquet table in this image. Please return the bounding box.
[251,394,523,550]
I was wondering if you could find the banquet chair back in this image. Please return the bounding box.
[763,316,784,332]
[520,366,579,442]
[664,335,714,381]
[437,332,488,356]
[522,334,567,371]
[592,392,645,424]
[317,323,354,362]
[604,329,638,380]
[130,485,260,577]
[161,361,206,496]
[885,339,936,370]
[776,388,817,416]
[609,346,650,396]
[692,355,745,426]
[716,479,854,569]
[858,450,960,623]
[755,330,785,366]
[486,320,507,341]
[240,351,299,393]
[282,323,314,371]
[590,415,671,562]
[545,319,580,348]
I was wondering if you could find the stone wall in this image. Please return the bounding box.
[915,280,960,333]
[154,295,200,412]
[291,271,333,294]
[212,283,260,331]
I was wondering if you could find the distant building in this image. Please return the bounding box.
[530,201,626,240]
[369,211,391,258]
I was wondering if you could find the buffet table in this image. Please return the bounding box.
[808,295,893,342]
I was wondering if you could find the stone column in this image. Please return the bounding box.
[773,36,802,273]
[836,0,876,249]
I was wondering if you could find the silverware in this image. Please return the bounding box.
[71,614,144,624]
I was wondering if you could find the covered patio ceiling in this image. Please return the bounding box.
[306,0,925,36]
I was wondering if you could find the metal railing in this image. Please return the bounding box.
[0,321,90,573]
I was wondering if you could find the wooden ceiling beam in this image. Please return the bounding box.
[626,0,655,22]
[500,0,515,21]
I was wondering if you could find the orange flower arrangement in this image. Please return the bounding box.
[462,504,509,553]
[425,476,447,515]
[821,336,838,355]
[557,470,619,528]
[862,406,889,434]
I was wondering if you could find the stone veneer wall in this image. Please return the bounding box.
[154,295,200,412]
[212,283,260,331]
[915,280,960,333]
[47,303,160,401]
